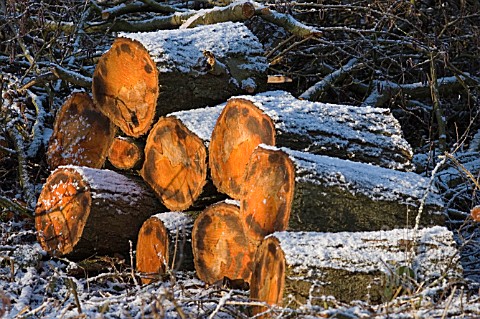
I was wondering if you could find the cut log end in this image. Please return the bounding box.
[241,147,295,243]
[140,117,207,211]
[35,168,91,256]
[250,236,286,316]
[47,92,115,169]
[108,137,144,170]
[136,216,169,284]
[192,202,256,285]
[209,98,275,199]
[92,37,159,137]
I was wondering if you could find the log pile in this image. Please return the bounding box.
[34,20,458,311]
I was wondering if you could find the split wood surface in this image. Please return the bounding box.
[250,227,461,310]
[35,166,162,259]
[47,92,115,169]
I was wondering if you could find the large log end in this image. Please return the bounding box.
[35,167,91,256]
[209,98,275,199]
[92,37,159,137]
[140,117,207,211]
[192,202,256,285]
[241,146,295,243]
[47,92,115,169]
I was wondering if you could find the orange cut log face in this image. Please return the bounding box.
[136,217,169,284]
[47,92,115,169]
[35,168,91,256]
[250,236,286,317]
[209,98,275,199]
[92,37,159,137]
[141,117,207,211]
[240,147,295,243]
[108,137,143,170]
[192,202,256,284]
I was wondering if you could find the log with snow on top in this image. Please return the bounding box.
[250,226,461,312]
[47,92,116,169]
[172,90,413,199]
[92,22,268,137]
[259,145,445,232]
[231,90,413,171]
[136,212,195,284]
[35,166,163,259]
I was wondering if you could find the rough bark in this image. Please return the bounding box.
[240,146,295,244]
[107,136,144,170]
[209,98,275,199]
[92,22,267,137]
[192,201,256,285]
[280,146,445,232]
[35,166,163,260]
[140,116,207,211]
[47,92,116,169]
[250,227,461,309]
[136,212,195,284]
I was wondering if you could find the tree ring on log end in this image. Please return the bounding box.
[47,92,115,169]
[141,117,207,211]
[209,98,275,199]
[192,202,256,284]
[240,146,295,243]
[136,217,169,284]
[35,168,91,257]
[92,37,159,137]
[250,236,286,316]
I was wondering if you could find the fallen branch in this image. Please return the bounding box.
[361,74,477,108]
[101,0,180,20]
[299,58,362,101]
[254,6,321,38]
[180,1,255,28]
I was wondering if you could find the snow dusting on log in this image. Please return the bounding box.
[261,226,461,304]
[119,22,267,74]
[235,90,413,170]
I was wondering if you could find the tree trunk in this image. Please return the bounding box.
[35,166,163,260]
[140,116,208,211]
[280,146,445,232]
[192,201,256,285]
[209,98,276,199]
[240,146,295,244]
[92,22,267,137]
[233,90,413,171]
[107,136,144,170]
[136,212,195,284]
[250,226,461,312]
[47,92,116,169]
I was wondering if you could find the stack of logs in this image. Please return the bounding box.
[35,22,459,315]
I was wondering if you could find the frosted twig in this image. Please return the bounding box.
[299,57,362,101]
[7,125,36,210]
[130,240,139,286]
[26,90,45,158]
[208,290,232,319]
[413,155,447,236]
